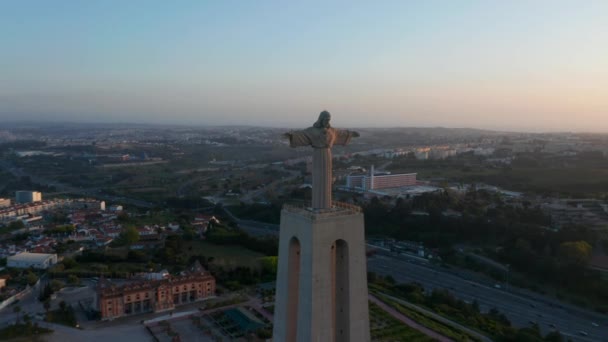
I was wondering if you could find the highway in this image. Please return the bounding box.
[219,210,606,341]
[367,253,607,342]
[237,220,279,237]
[167,196,608,341]
[222,205,280,238]
[224,211,606,341]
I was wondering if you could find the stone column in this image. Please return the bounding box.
[312,148,332,209]
[273,208,371,342]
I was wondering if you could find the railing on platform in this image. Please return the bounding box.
[282,201,362,220]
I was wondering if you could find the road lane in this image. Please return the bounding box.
[367,254,606,342]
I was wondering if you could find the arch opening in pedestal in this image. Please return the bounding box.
[333,239,350,342]
[287,236,301,341]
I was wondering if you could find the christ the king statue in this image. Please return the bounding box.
[284,111,360,209]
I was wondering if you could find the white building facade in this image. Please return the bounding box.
[15,191,42,204]
[7,252,58,269]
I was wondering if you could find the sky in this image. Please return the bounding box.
[1,1,607,131]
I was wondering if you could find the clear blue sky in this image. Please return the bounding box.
[1,1,607,131]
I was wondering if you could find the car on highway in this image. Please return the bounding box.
[591,322,599,327]
[579,331,588,336]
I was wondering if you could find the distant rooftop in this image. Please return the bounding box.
[8,251,56,263]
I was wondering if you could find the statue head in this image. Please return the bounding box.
[313,110,331,128]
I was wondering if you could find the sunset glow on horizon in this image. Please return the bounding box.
[1,1,607,132]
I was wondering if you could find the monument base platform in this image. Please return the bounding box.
[272,203,371,342]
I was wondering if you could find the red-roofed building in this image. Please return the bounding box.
[97,261,215,319]
[194,214,220,224]
[137,227,156,236]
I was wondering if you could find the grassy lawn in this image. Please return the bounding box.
[46,305,77,327]
[0,323,53,340]
[54,240,266,278]
[67,261,148,274]
[130,212,178,226]
[374,293,479,342]
[370,282,507,341]
[226,204,281,225]
[369,302,437,342]
[184,240,266,269]
[64,241,265,275]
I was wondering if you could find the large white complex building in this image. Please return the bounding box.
[0,198,105,222]
[346,165,417,191]
[7,252,57,269]
[15,191,42,204]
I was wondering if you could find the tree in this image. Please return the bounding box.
[472,299,480,313]
[558,241,592,266]
[67,274,80,285]
[514,324,542,341]
[50,280,63,292]
[13,305,21,323]
[260,256,278,276]
[256,328,272,339]
[119,226,139,245]
[116,212,131,223]
[384,275,396,285]
[50,211,69,224]
[182,226,197,241]
[544,330,564,342]
[8,220,25,231]
[46,224,75,235]
[127,250,147,262]
[62,257,77,269]
[26,272,38,286]
[39,283,54,302]
[54,242,68,254]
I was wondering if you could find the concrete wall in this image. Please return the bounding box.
[273,207,370,342]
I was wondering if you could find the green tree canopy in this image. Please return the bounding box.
[8,221,25,230]
[119,226,140,245]
[558,241,592,266]
[260,256,278,276]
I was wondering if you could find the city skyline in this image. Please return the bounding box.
[1,1,607,132]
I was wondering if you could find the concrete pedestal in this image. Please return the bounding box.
[272,205,371,342]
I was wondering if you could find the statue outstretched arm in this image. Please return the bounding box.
[284,130,312,148]
[334,129,360,146]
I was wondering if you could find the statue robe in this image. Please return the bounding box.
[287,127,357,209]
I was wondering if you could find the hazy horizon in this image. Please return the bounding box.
[1,118,597,135]
[1,1,607,132]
